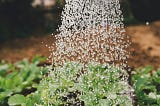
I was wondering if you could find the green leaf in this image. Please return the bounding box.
[0,64,9,77]
[0,90,13,101]
[134,77,149,91]
[27,93,41,104]
[26,98,34,106]
[32,55,46,65]
[5,79,14,89]
[99,99,108,106]
[157,69,160,76]
[8,94,26,106]
[143,66,153,73]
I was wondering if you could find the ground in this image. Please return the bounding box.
[126,21,160,69]
[0,21,160,69]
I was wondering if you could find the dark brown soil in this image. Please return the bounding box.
[126,21,160,68]
[0,21,160,68]
[0,35,54,63]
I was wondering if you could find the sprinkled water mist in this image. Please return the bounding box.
[52,0,130,68]
[44,0,134,105]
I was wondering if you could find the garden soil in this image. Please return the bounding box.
[0,21,160,69]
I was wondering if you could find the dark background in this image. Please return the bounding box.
[0,0,64,42]
[0,0,160,42]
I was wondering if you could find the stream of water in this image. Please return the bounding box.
[49,0,133,105]
[52,0,130,68]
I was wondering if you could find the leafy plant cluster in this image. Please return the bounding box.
[1,57,160,106]
[132,66,160,106]
[0,56,49,106]
[8,62,132,106]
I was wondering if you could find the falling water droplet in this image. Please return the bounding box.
[52,0,130,69]
[49,0,133,105]
[146,21,150,26]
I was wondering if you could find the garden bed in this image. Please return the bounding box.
[0,58,160,106]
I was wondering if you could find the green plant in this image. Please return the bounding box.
[132,66,160,106]
[5,58,160,106]
[13,62,132,106]
[0,56,49,105]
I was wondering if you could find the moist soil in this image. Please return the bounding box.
[0,21,160,69]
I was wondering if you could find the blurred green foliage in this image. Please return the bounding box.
[8,62,132,106]
[0,56,160,105]
[132,66,160,106]
[0,56,49,106]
